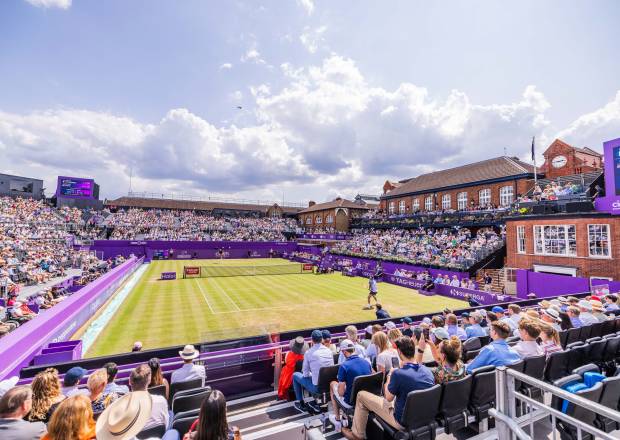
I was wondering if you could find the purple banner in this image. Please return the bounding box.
[594,137,620,215]
[0,257,143,380]
[161,272,176,280]
[516,269,591,299]
[331,255,469,280]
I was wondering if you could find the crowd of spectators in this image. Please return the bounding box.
[106,208,296,241]
[518,181,585,203]
[330,227,504,270]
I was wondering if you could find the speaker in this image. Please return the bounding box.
[532,204,555,215]
[565,201,593,213]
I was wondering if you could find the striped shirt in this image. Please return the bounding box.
[541,341,563,358]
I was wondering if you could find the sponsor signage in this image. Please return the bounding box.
[184,267,200,275]
[161,272,177,280]
[303,264,314,271]
[594,137,620,215]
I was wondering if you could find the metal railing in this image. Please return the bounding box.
[485,367,620,440]
[124,191,307,208]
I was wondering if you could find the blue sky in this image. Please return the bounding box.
[1,0,620,203]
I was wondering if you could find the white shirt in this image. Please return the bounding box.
[514,340,544,359]
[143,394,169,430]
[376,349,399,371]
[579,312,598,326]
[302,344,334,385]
[338,343,367,364]
[171,362,205,384]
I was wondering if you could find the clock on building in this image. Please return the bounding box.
[551,155,567,168]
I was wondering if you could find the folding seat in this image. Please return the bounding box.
[615,318,620,332]
[147,384,167,398]
[565,328,581,347]
[372,384,442,440]
[594,375,620,433]
[601,319,616,337]
[172,387,212,414]
[579,324,592,341]
[507,360,524,392]
[464,348,481,363]
[551,374,582,412]
[171,416,196,436]
[589,322,603,339]
[169,377,204,404]
[572,364,599,376]
[136,423,166,439]
[310,365,340,413]
[478,335,491,347]
[545,350,570,383]
[333,371,383,425]
[585,338,607,367]
[520,354,546,398]
[437,375,472,433]
[468,366,496,423]
[559,330,569,349]
[566,344,590,373]
[602,336,620,364]
[555,382,603,440]
[172,408,199,423]
[462,337,481,361]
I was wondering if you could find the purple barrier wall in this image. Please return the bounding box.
[90,240,298,261]
[516,269,591,298]
[594,137,620,215]
[0,257,143,380]
[591,278,620,293]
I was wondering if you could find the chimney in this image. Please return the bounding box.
[308,201,316,207]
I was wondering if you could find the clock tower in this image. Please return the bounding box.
[541,139,603,179]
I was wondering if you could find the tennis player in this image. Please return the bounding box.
[364,276,379,310]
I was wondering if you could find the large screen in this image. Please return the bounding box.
[56,176,94,199]
[614,146,620,196]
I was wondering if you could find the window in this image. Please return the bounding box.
[424,196,433,211]
[388,202,395,215]
[326,214,333,224]
[588,224,610,257]
[441,194,451,210]
[517,226,526,254]
[457,192,467,210]
[399,200,406,214]
[315,215,322,224]
[533,225,577,256]
[478,188,491,207]
[499,186,514,206]
[305,217,311,225]
[412,198,420,211]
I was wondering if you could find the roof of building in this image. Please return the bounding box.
[544,139,602,157]
[298,197,372,214]
[383,156,536,198]
[105,196,302,214]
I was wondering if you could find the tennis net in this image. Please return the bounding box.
[183,262,313,278]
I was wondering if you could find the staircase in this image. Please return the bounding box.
[475,268,505,294]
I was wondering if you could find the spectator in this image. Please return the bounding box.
[87,369,117,415]
[465,312,486,338]
[329,340,372,430]
[103,363,129,395]
[491,306,517,333]
[416,336,466,384]
[148,358,170,401]
[466,321,520,373]
[28,368,65,423]
[364,324,383,362]
[321,330,338,355]
[541,308,562,331]
[513,320,544,359]
[604,294,619,312]
[577,300,598,325]
[338,325,367,363]
[183,389,240,439]
[464,294,481,307]
[131,341,143,352]
[539,325,563,358]
[277,337,308,401]
[171,345,206,384]
[96,392,154,440]
[128,364,169,431]
[483,273,493,292]
[42,395,96,440]
[375,303,390,320]
[293,330,334,413]
[558,311,573,331]
[0,385,46,440]
[506,304,523,326]
[373,331,398,373]
[341,337,434,440]
[590,300,610,322]
[567,306,583,328]
[400,317,413,337]
[445,313,467,340]
[61,367,89,397]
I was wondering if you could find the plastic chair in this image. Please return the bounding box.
[437,375,473,433]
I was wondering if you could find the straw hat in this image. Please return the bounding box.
[96,391,152,440]
[590,300,605,312]
[179,344,199,360]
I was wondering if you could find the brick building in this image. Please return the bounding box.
[505,213,619,280]
[380,156,538,214]
[297,198,371,232]
[539,139,603,179]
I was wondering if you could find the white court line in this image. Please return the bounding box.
[194,279,215,314]
[209,277,241,311]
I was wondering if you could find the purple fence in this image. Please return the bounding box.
[0,257,143,380]
[516,269,591,299]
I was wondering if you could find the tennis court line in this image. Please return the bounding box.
[209,277,242,311]
[194,279,215,314]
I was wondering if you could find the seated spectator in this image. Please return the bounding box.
[321,330,338,355]
[148,358,170,400]
[539,325,563,358]
[590,300,610,322]
[604,294,619,312]
[278,337,308,401]
[577,300,598,325]
[0,385,47,439]
[445,313,467,340]
[131,341,143,352]
[61,367,89,397]
[416,336,466,384]
[171,345,206,384]
[400,317,414,338]
[128,364,169,431]
[464,294,481,307]
[364,324,383,361]
[465,312,486,338]
[338,325,367,363]
[567,306,583,328]
[373,331,399,373]
[540,308,562,331]
[513,320,543,359]
[341,337,435,440]
[103,363,129,395]
[42,395,96,440]
[293,330,334,413]
[491,306,517,333]
[466,321,521,373]
[87,369,118,415]
[375,303,390,320]
[183,389,240,439]
[329,340,372,430]
[507,304,523,326]
[28,368,65,424]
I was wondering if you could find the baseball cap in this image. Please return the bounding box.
[311,330,323,343]
[491,306,505,314]
[385,321,397,330]
[64,366,88,386]
[321,329,332,340]
[461,312,470,318]
[431,327,450,341]
[339,339,356,351]
[401,317,413,324]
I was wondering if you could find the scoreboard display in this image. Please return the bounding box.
[153,250,169,260]
[56,176,95,199]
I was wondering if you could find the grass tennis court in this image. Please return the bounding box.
[85,258,467,357]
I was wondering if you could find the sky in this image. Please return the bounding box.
[1,0,620,205]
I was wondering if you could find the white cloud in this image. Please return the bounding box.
[240,48,266,65]
[230,90,243,101]
[24,0,71,9]
[219,63,233,70]
[300,26,327,54]
[297,0,314,15]
[2,54,618,201]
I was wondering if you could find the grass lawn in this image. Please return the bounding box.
[86,258,467,357]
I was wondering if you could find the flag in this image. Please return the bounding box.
[531,136,535,161]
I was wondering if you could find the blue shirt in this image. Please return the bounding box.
[446,325,467,340]
[302,343,334,385]
[376,309,390,319]
[465,324,486,338]
[570,317,583,328]
[388,363,435,424]
[466,340,521,374]
[337,355,372,404]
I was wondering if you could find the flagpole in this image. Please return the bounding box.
[532,136,538,188]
